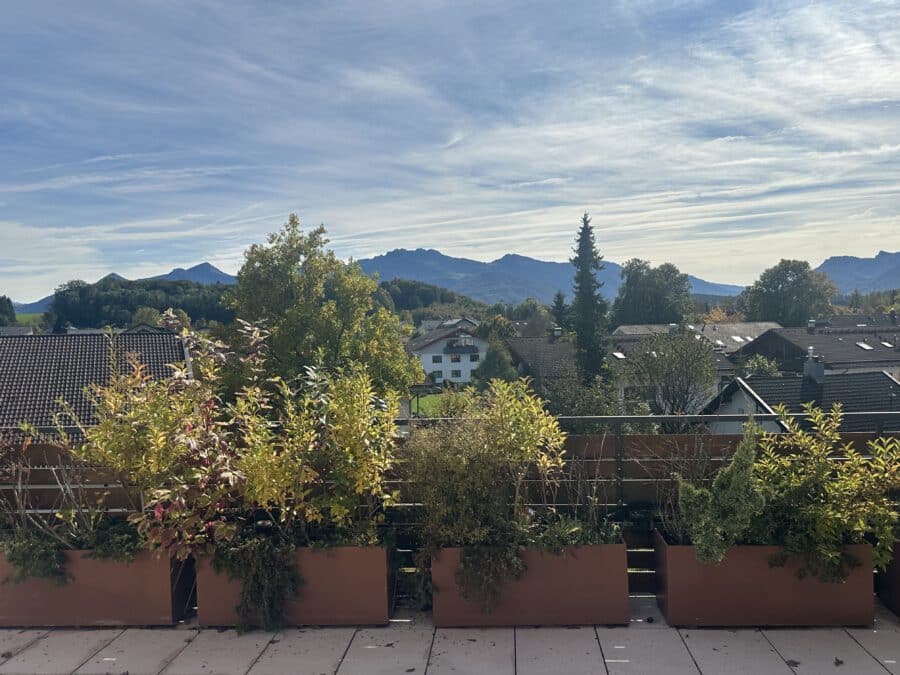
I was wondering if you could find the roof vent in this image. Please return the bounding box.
[807,319,816,334]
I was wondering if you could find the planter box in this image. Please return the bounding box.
[431,545,629,627]
[197,546,389,627]
[879,543,900,616]
[654,530,873,626]
[0,551,186,627]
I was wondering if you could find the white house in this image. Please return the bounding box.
[407,319,487,385]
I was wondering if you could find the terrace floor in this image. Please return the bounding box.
[1,597,898,675]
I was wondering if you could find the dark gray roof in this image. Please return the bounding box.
[505,337,576,382]
[610,335,735,376]
[0,333,187,429]
[407,324,477,353]
[612,322,781,354]
[712,372,900,432]
[771,328,900,368]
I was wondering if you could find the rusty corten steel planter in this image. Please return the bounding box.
[654,530,874,626]
[196,546,390,627]
[879,543,900,616]
[430,545,629,627]
[0,550,184,627]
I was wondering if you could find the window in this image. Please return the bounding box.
[451,369,462,378]
[431,355,443,364]
[450,354,461,363]
[430,370,443,381]
[470,353,480,362]
[731,335,745,343]
[856,341,874,351]
[612,351,627,359]
[882,341,895,348]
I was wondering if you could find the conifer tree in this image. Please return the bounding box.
[569,213,608,383]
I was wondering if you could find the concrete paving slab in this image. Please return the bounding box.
[161,629,275,675]
[248,627,356,675]
[679,629,792,674]
[846,623,900,674]
[764,628,887,674]
[516,626,605,675]
[0,630,122,675]
[628,595,668,629]
[598,626,699,674]
[0,631,47,665]
[427,628,514,675]
[337,618,432,675]
[76,628,198,675]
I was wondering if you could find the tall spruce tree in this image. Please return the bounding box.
[570,213,608,383]
[550,290,569,329]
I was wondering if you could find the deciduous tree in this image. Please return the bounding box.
[612,259,692,326]
[227,214,422,394]
[739,260,836,327]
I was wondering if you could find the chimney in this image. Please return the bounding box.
[806,319,816,334]
[668,323,679,336]
[891,309,897,325]
[804,350,825,385]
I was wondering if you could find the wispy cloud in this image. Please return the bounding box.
[1,0,899,300]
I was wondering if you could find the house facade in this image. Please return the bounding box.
[407,320,487,385]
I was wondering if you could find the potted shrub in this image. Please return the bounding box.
[88,325,399,631]
[657,406,899,627]
[407,380,628,627]
[0,434,187,627]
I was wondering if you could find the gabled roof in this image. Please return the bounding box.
[762,328,900,367]
[505,337,576,382]
[408,324,479,353]
[610,335,735,376]
[612,322,781,354]
[0,333,187,429]
[709,371,900,432]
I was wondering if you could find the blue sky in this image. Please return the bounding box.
[2,1,899,301]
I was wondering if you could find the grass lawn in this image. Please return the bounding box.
[413,393,444,417]
[15,313,44,327]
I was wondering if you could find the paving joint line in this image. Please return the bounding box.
[422,624,437,675]
[154,627,200,675]
[675,627,703,674]
[593,624,611,675]
[760,629,798,675]
[242,629,279,675]
[843,627,894,674]
[0,629,49,666]
[68,627,126,675]
[334,625,360,674]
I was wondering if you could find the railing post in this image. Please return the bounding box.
[615,420,625,521]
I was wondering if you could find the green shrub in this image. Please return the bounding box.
[675,405,900,581]
[407,378,619,611]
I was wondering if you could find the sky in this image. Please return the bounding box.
[2,1,900,302]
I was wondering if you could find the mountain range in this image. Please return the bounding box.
[13,263,238,314]
[815,250,900,295]
[11,250,899,314]
[358,249,743,305]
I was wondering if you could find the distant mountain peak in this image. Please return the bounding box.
[815,251,899,294]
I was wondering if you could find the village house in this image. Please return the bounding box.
[407,318,486,385]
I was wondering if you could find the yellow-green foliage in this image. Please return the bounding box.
[751,405,899,580]
[676,405,900,581]
[407,379,568,608]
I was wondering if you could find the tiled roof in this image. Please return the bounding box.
[505,337,576,382]
[408,324,477,353]
[610,335,735,376]
[721,372,900,432]
[771,328,900,367]
[0,333,187,429]
[612,322,781,354]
